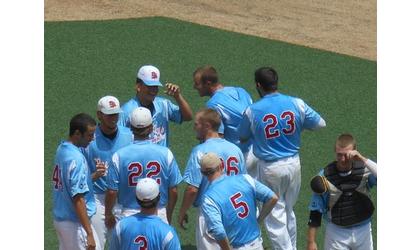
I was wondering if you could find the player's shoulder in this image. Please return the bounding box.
[121,97,137,109]
[117,125,133,136]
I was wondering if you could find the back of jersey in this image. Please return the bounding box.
[183,138,247,207]
[203,175,260,247]
[241,93,322,161]
[207,87,252,152]
[110,214,180,250]
[108,141,182,209]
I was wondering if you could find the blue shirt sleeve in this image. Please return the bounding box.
[183,150,202,188]
[69,159,90,197]
[106,153,120,191]
[166,99,182,124]
[294,98,323,130]
[202,196,227,241]
[238,107,252,141]
[164,227,182,250]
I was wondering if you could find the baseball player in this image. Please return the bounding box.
[306,133,377,250]
[200,152,278,250]
[192,65,258,177]
[238,67,326,250]
[84,96,133,248]
[178,108,247,250]
[52,113,100,250]
[109,178,181,250]
[118,65,193,147]
[105,107,183,230]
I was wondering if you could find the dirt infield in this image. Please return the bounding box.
[44,0,376,61]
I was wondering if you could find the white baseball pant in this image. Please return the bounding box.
[324,221,373,250]
[258,154,301,250]
[244,145,259,179]
[233,237,264,250]
[53,220,101,250]
[196,208,221,250]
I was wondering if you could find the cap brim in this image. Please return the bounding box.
[142,80,163,87]
[101,108,123,115]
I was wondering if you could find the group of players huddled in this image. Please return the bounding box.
[52,65,377,250]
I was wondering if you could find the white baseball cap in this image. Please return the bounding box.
[136,178,160,201]
[130,107,152,128]
[137,65,163,86]
[200,152,222,171]
[97,96,122,115]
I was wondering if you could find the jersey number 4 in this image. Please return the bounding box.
[134,235,148,250]
[230,192,249,219]
[263,111,296,139]
[52,165,62,190]
[128,161,161,186]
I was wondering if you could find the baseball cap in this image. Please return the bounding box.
[137,65,163,86]
[130,107,152,128]
[136,178,160,201]
[97,96,122,115]
[200,152,222,172]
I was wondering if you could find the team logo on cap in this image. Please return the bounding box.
[109,100,117,108]
[151,71,158,79]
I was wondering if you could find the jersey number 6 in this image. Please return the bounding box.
[263,111,296,139]
[230,192,249,219]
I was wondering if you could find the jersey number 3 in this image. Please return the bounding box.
[263,111,295,139]
[230,192,249,219]
[134,235,148,250]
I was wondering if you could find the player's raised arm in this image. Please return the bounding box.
[165,82,193,121]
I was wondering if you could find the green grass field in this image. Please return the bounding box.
[45,17,376,249]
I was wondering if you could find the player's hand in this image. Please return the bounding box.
[92,159,107,180]
[347,150,366,162]
[306,241,318,250]
[178,213,188,230]
[86,233,96,250]
[164,83,181,98]
[105,213,116,229]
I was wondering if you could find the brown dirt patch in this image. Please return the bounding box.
[45,0,376,61]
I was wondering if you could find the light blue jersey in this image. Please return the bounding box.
[107,140,182,209]
[238,92,324,161]
[309,168,377,225]
[118,96,182,147]
[207,87,253,153]
[202,174,275,248]
[52,141,96,222]
[85,126,133,194]
[183,138,247,207]
[110,213,181,250]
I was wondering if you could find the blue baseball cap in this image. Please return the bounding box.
[137,65,163,86]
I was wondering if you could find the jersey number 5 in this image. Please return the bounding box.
[128,161,162,186]
[230,192,249,219]
[263,111,296,139]
[134,235,148,250]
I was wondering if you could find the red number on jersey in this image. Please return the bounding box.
[52,165,62,190]
[281,111,296,135]
[226,156,239,176]
[146,161,162,184]
[134,235,148,250]
[128,162,143,187]
[229,192,249,219]
[263,114,280,139]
